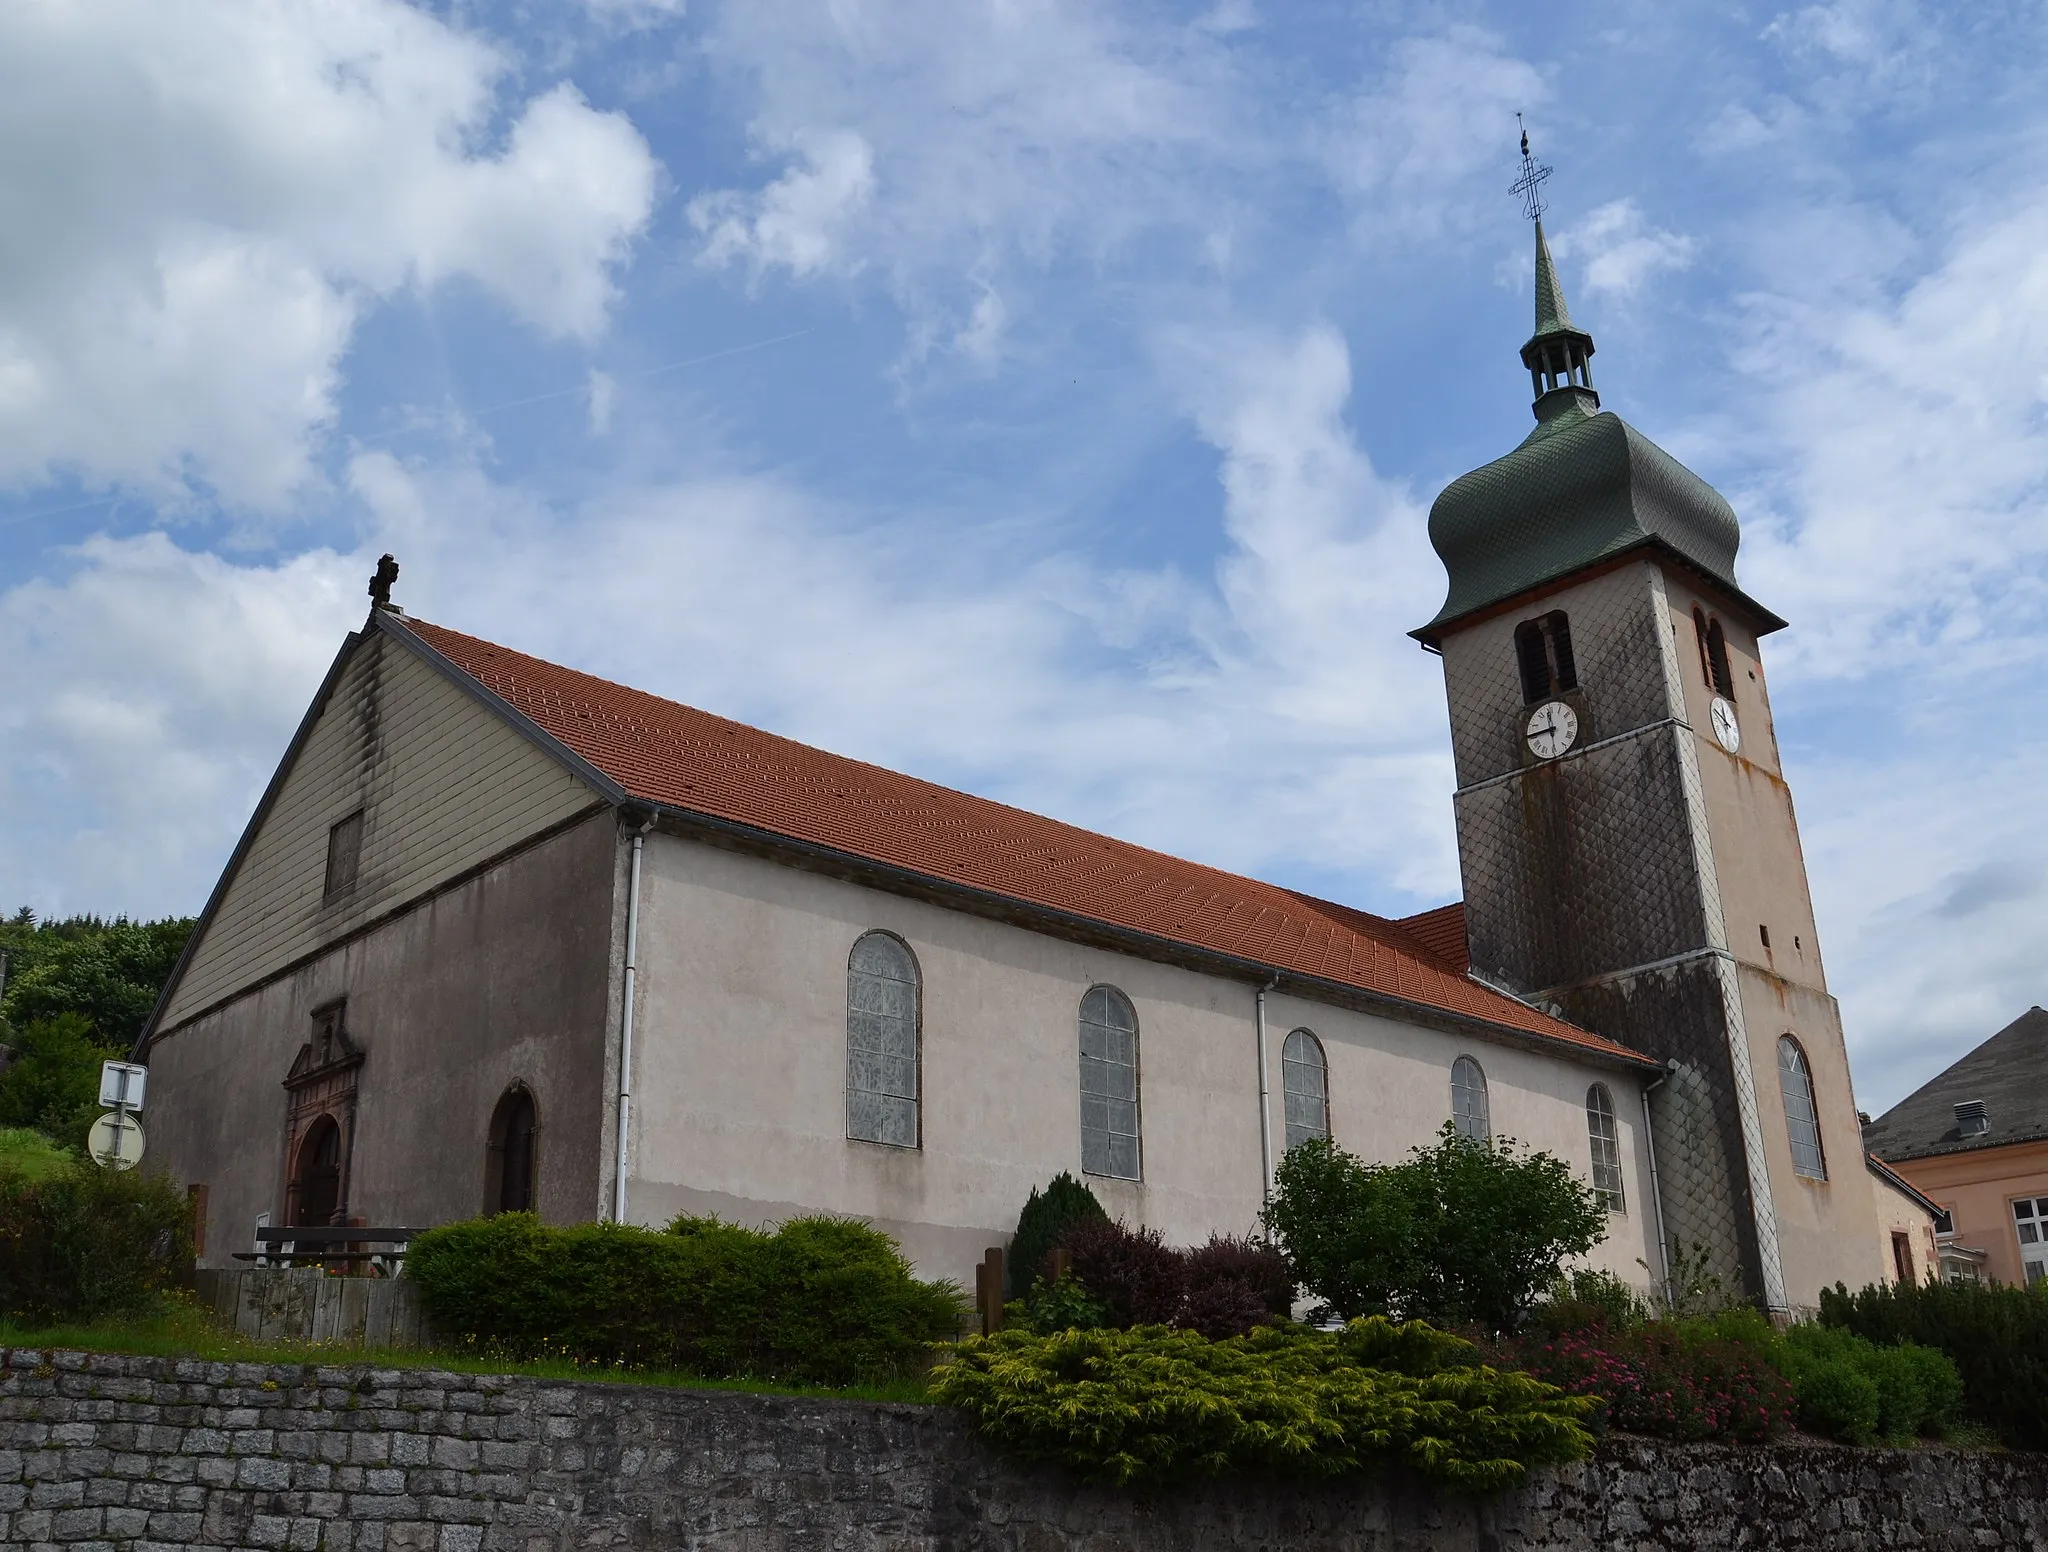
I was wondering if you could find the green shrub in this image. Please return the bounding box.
[0,1162,194,1322]
[0,1014,120,1152]
[1338,1313,1483,1375]
[1819,1278,2047,1448]
[1008,1272,1113,1335]
[1528,1268,1650,1337]
[1778,1322,1961,1445]
[930,1319,1594,1489]
[406,1212,966,1385]
[1263,1127,1606,1333]
[1005,1173,1106,1296]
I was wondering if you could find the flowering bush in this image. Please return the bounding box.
[1509,1323,1794,1442]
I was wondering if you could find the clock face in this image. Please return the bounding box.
[1709,696,1741,753]
[1525,700,1578,761]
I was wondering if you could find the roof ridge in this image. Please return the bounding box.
[398,614,1653,1069]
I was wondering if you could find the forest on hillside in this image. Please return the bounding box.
[0,909,194,1150]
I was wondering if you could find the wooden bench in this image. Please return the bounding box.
[233,1224,412,1276]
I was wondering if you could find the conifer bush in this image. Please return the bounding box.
[407,1211,966,1385]
[930,1317,1594,1489]
[1005,1172,1106,1296]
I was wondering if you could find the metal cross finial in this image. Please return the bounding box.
[1510,113,1550,222]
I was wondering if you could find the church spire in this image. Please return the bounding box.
[1510,124,1598,421]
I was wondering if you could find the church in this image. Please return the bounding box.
[140,204,1908,1314]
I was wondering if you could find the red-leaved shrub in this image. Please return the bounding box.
[1055,1218,1292,1338]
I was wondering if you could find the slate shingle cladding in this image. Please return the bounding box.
[1862,1006,2048,1163]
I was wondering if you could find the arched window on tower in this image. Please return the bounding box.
[847,931,921,1148]
[1778,1036,1827,1180]
[1693,607,1736,699]
[1281,1029,1330,1149]
[1586,1084,1625,1212]
[289,1115,342,1228]
[1514,611,1578,704]
[1079,986,1141,1179]
[486,1086,539,1214]
[1451,1056,1490,1142]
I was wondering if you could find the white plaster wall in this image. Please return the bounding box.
[621,835,1660,1297]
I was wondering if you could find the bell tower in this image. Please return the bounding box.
[1412,139,1883,1310]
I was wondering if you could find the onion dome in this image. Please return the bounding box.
[1413,220,1780,644]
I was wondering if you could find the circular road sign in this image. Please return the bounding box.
[87,1110,146,1171]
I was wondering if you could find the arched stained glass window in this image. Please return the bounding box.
[1778,1036,1826,1179]
[1586,1083,1625,1213]
[847,932,920,1148]
[1079,986,1141,1180]
[1282,1029,1330,1149]
[1451,1056,1490,1142]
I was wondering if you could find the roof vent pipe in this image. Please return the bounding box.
[1955,1100,1989,1137]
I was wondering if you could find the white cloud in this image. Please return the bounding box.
[0,534,362,917]
[684,0,1238,352]
[690,130,877,279]
[0,0,659,511]
[0,320,1464,922]
[1324,28,1546,233]
[1550,199,1696,301]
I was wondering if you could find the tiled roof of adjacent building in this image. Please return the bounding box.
[1862,1006,2048,1163]
[396,615,1653,1069]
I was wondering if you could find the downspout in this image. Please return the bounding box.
[1641,1062,1674,1308]
[612,812,654,1224]
[1255,977,1279,1203]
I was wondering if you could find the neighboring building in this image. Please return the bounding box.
[139,196,1891,1311]
[1863,1007,2048,1287]
[1867,1154,1942,1288]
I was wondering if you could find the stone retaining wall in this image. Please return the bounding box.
[1,1347,2044,1550]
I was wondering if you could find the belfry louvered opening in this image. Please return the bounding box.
[1514,611,1578,704]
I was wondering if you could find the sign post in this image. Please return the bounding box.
[89,1060,149,1171]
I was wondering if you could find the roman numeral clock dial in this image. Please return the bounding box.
[1524,700,1578,760]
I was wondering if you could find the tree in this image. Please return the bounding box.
[0,913,193,1054]
[1263,1126,1607,1335]
[0,1014,119,1151]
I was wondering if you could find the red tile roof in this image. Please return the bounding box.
[1394,902,1469,973]
[400,616,1651,1068]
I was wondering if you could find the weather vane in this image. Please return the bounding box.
[1510,113,1551,223]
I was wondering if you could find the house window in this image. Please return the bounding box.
[1777,1035,1827,1179]
[1079,986,1141,1180]
[1451,1056,1490,1142]
[1693,607,1736,699]
[2015,1197,2048,1285]
[1514,611,1578,704]
[846,932,920,1148]
[324,809,364,903]
[486,1086,539,1214]
[1586,1083,1625,1212]
[1281,1029,1330,1149]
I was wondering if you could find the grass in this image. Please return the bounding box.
[0,1297,936,1405]
[0,1127,79,1183]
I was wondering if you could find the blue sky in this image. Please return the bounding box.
[2,0,2045,1112]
